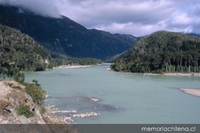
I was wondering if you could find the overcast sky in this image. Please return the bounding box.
[0,0,200,36]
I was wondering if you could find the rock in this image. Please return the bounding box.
[7,116,13,121]
[63,116,75,123]
[18,115,28,124]
[73,112,100,118]
[35,110,46,124]
[28,117,36,123]
[90,97,100,102]
[0,100,9,110]
[4,105,12,113]
[6,81,26,91]
[0,116,3,122]
[7,116,16,124]
[0,100,9,115]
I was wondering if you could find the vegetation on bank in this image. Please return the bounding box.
[25,80,46,105]
[51,58,102,67]
[70,58,102,65]
[17,104,34,118]
[0,23,101,79]
[5,75,46,118]
[111,31,200,73]
[13,72,46,106]
[0,23,47,117]
[16,78,46,117]
[0,23,51,77]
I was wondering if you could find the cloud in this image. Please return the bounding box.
[95,20,169,37]
[0,0,200,36]
[0,0,61,18]
[56,0,173,26]
[55,0,200,36]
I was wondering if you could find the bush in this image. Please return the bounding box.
[13,72,25,83]
[17,104,34,118]
[25,83,46,105]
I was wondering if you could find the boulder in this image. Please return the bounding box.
[18,115,28,124]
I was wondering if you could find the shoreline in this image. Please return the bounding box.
[180,88,200,97]
[144,72,200,76]
[0,81,76,124]
[44,96,101,124]
[44,105,76,124]
[53,65,91,69]
[163,73,200,76]
[108,67,200,76]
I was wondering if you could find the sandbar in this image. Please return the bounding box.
[164,73,200,76]
[90,97,100,102]
[143,73,200,76]
[181,88,200,97]
[54,65,91,69]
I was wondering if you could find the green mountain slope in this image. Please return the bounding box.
[0,5,137,59]
[111,31,200,73]
[0,23,51,77]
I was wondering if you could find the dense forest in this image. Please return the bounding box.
[0,24,51,78]
[51,58,102,67]
[111,31,200,73]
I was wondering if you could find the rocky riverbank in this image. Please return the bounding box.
[45,104,101,123]
[0,80,75,124]
[43,105,76,124]
[0,80,80,132]
[0,80,102,126]
[0,81,45,124]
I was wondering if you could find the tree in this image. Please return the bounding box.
[111,31,200,73]
[13,72,25,83]
[32,79,40,87]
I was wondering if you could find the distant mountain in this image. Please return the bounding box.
[0,23,51,76]
[186,33,200,38]
[0,5,138,59]
[111,31,200,73]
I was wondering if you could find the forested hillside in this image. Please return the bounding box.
[0,5,137,59]
[111,31,200,73]
[0,24,51,77]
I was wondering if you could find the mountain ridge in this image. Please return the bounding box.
[0,5,137,59]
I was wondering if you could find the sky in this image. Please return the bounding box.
[0,0,200,37]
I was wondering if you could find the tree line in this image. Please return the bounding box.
[111,31,200,73]
[51,58,102,67]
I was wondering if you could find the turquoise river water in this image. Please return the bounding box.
[25,63,200,124]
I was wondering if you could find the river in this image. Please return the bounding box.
[25,63,200,124]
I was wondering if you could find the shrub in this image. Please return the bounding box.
[17,104,34,118]
[25,83,46,105]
